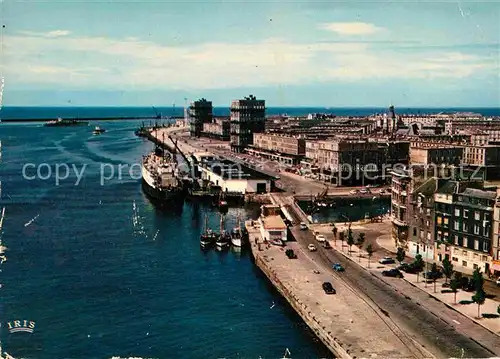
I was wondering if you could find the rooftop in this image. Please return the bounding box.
[261,215,287,230]
[460,188,497,200]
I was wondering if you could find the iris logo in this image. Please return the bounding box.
[6,320,36,333]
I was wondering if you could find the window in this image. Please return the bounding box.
[452,257,458,262]
[464,209,469,218]
[413,227,417,236]
[437,216,442,225]
[454,235,459,245]
[482,255,488,262]
[483,241,489,252]
[444,217,449,226]
[463,223,468,232]
[462,260,467,267]
[474,225,480,235]
[475,211,480,220]
[462,250,468,256]
[420,231,424,239]
[427,232,431,240]
[474,239,479,250]
[454,221,460,230]
[473,264,478,269]
[463,237,468,247]
[455,208,460,216]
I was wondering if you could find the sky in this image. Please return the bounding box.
[0,0,499,107]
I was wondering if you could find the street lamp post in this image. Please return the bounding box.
[424,238,429,288]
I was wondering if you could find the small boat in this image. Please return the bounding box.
[281,348,292,359]
[231,213,243,247]
[215,213,230,250]
[200,215,216,248]
[44,117,88,127]
[93,125,106,135]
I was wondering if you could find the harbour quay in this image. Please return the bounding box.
[245,218,428,359]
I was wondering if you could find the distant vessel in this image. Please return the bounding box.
[230,213,243,247]
[200,214,217,248]
[93,125,106,135]
[44,117,89,127]
[141,143,183,203]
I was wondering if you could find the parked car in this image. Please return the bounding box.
[315,234,326,242]
[382,268,404,278]
[308,244,317,252]
[496,277,500,286]
[423,271,443,280]
[322,282,336,294]
[332,263,345,272]
[349,189,359,195]
[398,262,420,274]
[323,241,332,249]
[285,249,297,259]
[299,222,308,230]
[379,189,387,194]
[379,257,396,265]
[360,188,370,194]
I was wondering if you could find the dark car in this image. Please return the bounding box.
[423,271,443,280]
[285,249,297,259]
[332,263,345,272]
[322,282,336,294]
[398,262,420,274]
[382,268,404,278]
[379,257,396,265]
[323,241,332,249]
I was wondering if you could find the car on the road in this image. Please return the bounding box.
[323,241,332,249]
[360,187,370,194]
[378,257,396,265]
[332,263,345,272]
[322,282,336,294]
[496,277,500,286]
[315,234,326,242]
[299,222,308,230]
[349,189,359,195]
[308,244,317,252]
[379,189,387,195]
[382,268,404,278]
[285,249,297,259]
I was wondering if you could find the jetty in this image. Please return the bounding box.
[245,215,431,359]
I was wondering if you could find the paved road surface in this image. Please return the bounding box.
[289,225,499,358]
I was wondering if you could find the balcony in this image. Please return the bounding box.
[391,217,409,227]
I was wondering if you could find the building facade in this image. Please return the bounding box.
[248,133,305,165]
[409,141,463,166]
[202,117,230,141]
[188,98,213,137]
[230,95,266,153]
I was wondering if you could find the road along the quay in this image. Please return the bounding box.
[289,224,499,358]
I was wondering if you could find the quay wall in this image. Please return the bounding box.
[252,252,351,359]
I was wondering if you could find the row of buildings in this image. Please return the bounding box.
[391,168,500,279]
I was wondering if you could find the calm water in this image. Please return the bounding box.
[0,121,332,359]
[1,106,499,120]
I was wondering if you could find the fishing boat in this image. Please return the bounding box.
[230,213,243,247]
[215,214,230,250]
[200,215,217,248]
[44,117,88,127]
[93,125,106,135]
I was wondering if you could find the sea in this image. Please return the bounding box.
[0,106,498,359]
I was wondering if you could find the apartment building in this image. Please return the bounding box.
[462,145,500,180]
[230,95,266,153]
[248,133,305,165]
[409,141,463,166]
[492,195,500,277]
[188,98,213,137]
[202,117,230,141]
[449,188,496,274]
[306,139,385,186]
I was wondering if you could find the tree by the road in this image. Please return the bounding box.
[450,272,462,304]
[366,244,375,268]
[339,231,345,252]
[442,256,454,284]
[347,229,355,256]
[414,254,424,283]
[429,263,440,293]
[356,232,365,262]
[332,225,338,245]
[472,268,486,318]
[396,247,405,264]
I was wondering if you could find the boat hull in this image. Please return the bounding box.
[141,178,183,203]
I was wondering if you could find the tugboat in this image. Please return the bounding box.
[93,125,106,135]
[230,213,243,247]
[200,214,217,249]
[215,213,230,250]
[141,139,183,204]
[44,117,88,127]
